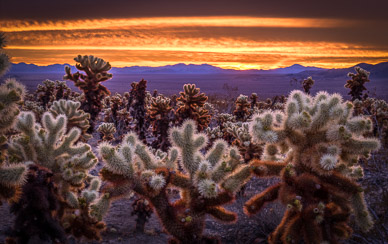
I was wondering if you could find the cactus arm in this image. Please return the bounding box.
[251,160,286,177]
[170,171,192,189]
[222,165,252,193]
[268,210,298,244]
[244,183,281,215]
[206,206,237,222]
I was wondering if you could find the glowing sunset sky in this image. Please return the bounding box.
[1,0,387,70]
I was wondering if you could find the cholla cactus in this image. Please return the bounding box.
[148,95,174,151]
[250,93,258,109]
[245,90,380,243]
[55,80,71,100]
[22,100,45,120]
[50,99,92,141]
[6,164,68,244]
[345,66,370,101]
[128,79,148,140]
[97,123,116,142]
[215,113,236,143]
[8,111,108,240]
[63,55,112,129]
[35,80,71,109]
[0,32,10,77]
[256,96,286,112]
[234,95,251,121]
[302,76,314,94]
[131,197,153,233]
[0,79,27,202]
[176,84,210,131]
[36,79,56,109]
[98,120,251,243]
[206,126,223,141]
[354,98,388,146]
[224,122,263,162]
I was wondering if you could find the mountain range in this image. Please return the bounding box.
[6,62,388,78]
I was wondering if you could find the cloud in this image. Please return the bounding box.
[2,16,388,70]
[0,17,355,32]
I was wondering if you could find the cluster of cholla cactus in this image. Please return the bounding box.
[103,93,132,136]
[302,76,314,94]
[8,111,109,241]
[148,95,174,151]
[0,32,10,77]
[97,122,116,142]
[244,90,380,243]
[36,80,71,109]
[354,97,388,146]
[224,121,263,162]
[50,99,92,142]
[0,79,27,203]
[345,66,370,101]
[234,95,251,121]
[176,84,210,131]
[63,55,112,129]
[98,120,251,243]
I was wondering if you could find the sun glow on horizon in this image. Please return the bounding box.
[2,16,388,70]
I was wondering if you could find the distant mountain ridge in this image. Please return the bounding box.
[7,62,388,77]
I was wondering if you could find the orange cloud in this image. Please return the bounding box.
[2,17,388,70]
[0,16,355,32]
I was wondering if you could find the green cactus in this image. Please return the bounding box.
[245,90,380,243]
[98,120,251,243]
[97,122,116,142]
[49,99,92,142]
[63,55,112,130]
[8,111,108,240]
[0,79,27,203]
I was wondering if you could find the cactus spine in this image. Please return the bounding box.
[98,120,251,243]
[8,111,109,240]
[0,79,27,203]
[63,55,112,130]
[245,90,380,243]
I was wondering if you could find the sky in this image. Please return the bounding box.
[1,0,388,70]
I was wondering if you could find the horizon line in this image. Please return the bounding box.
[9,61,387,71]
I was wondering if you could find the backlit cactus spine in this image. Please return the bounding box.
[0,79,27,203]
[49,99,92,142]
[97,122,116,142]
[244,90,380,244]
[8,111,109,240]
[98,120,251,243]
[63,55,112,130]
